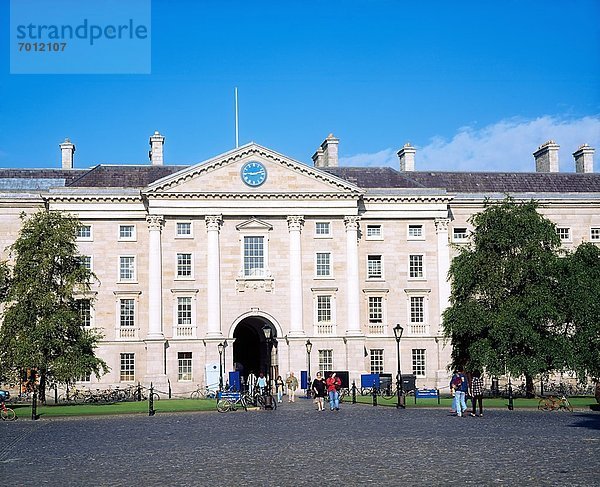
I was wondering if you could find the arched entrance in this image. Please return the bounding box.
[233,317,278,387]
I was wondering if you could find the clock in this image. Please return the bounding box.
[241,160,267,187]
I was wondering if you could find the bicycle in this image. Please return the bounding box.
[217,393,249,413]
[1,401,17,421]
[190,386,217,400]
[537,395,573,412]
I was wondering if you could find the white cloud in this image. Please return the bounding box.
[339,116,600,172]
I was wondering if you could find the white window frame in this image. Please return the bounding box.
[315,221,332,238]
[236,219,273,286]
[404,289,431,335]
[318,349,333,373]
[591,227,600,241]
[77,224,93,241]
[408,254,425,280]
[176,252,194,280]
[366,224,383,240]
[407,224,424,240]
[176,221,193,238]
[178,352,193,382]
[370,349,384,374]
[556,227,572,243]
[242,236,267,277]
[118,224,137,241]
[367,254,383,280]
[76,298,93,328]
[412,349,426,378]
[312,287,337,335]
[78,255,92,272]
[315,252,332,278]
[114,291,141,340]
[171,289,198,338]
[452,227,469,242]
[363,289,389,335]
[120,353,135,382]
[118,255,137,282]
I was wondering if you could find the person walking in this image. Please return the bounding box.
[326,372,341,411]
[469,370,484,417]
[257,372,267,394]
[451,368,468,417]
[247,371,257,395]
[286,372,299,402]
[311,372,327,411]
[275,375,285,403]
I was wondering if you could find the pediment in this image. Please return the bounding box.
[235,218,273,231]
[144,143,363,197]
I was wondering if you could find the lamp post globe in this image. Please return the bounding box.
[393,324,405,409]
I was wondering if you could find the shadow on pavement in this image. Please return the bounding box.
[569,412,600,431]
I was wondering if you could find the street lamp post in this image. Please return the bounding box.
[306,339,312,397]
[262,325,273,395]
[393,324,405,409]
[217,342,224,392]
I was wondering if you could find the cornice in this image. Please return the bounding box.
[44,194,143,203]
[363,194,453,203]
[146,191,362,200]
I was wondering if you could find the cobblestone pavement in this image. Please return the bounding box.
[1,400,598,486]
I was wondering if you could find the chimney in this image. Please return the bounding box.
[533,140,560,172]
[313,134,339,167]
[312,147,325,167]
[149,131,165,166]
[397,143,416,172]
[60,138,75,169]
[573,144,594,174]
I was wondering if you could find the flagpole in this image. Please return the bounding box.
[235,87,239,148]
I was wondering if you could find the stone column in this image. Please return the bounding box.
[146,215,164,339]
[287,216,305,337]
[435,218,451,320]
[145,215,167,387]
[344,216,362,336]
[205,215,223,338]
[435,217,451,387]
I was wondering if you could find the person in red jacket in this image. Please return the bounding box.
[326,372,341,411]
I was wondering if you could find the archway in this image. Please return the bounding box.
[233,317,278,388]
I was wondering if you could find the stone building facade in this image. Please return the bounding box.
[0,134,598,393]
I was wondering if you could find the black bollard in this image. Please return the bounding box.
[54,384,58,405]
[31,390,39,420]
[372,381,378,407]
[148,382,155,416]
[508,380,514,411]
[168,379,172,399]
[352,380,357,404]
[137,382,142,402]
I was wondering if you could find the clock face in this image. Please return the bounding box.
[241,161,267,187]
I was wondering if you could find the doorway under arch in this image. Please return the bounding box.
[233,317,278,387]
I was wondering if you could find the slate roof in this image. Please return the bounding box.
[1,165,599,194]
[321,167,600,193]
[0,169,86,190]
[66,165,187,187]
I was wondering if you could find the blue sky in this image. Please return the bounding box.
[1,0,599,172]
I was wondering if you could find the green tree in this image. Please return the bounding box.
[0,210,108,400]
[559,242,600,382]
[443,198,565,394]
